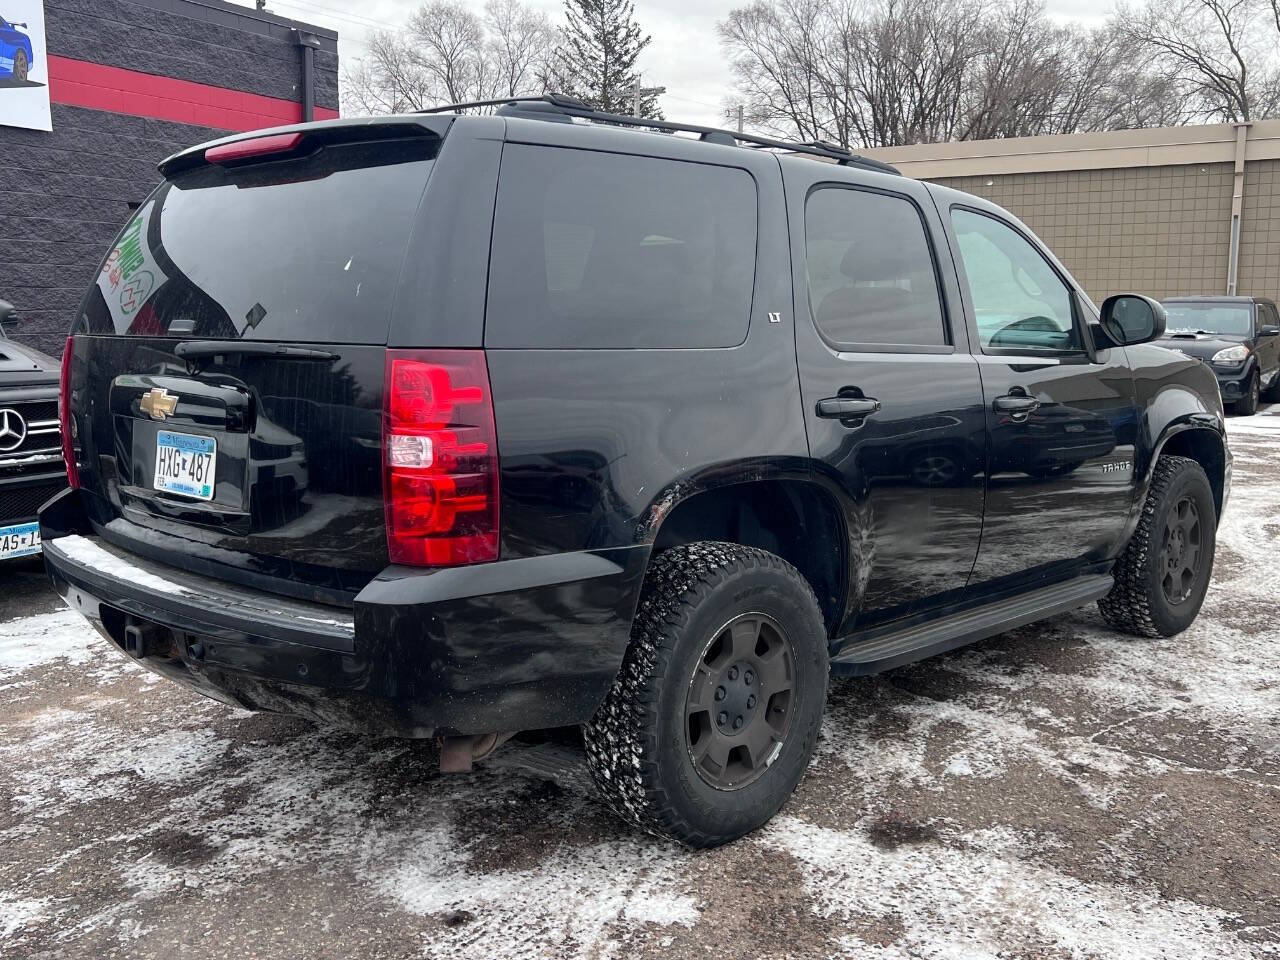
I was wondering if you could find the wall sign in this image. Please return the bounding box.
[0,1,50,131]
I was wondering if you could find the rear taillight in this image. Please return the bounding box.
[59,335,79,489]
[383,349,499,566]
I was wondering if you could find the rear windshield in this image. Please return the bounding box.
[1163,303,1253,337]
[81,138,436,344]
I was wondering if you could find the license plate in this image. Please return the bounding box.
[153,430,216,501]
[0,521,41,560]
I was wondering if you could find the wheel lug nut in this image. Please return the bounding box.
[745,670,754,686]
[715,686,726,701]
[718,711,728,725]
[727,666,738,681]
[747,695,756,709]
[733,716,743,730]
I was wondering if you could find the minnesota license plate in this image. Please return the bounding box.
[0,522,41,560]
[153,430,216,501]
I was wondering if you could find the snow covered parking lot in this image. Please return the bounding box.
[2,413,1278,960]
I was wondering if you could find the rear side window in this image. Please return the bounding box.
[486,145,758,349]
[81,138,436,344]
[805,187,947,348]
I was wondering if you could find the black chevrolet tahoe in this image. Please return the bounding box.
[0,300,67,562]
[41,99,1230,847]
[1157,295,1280,415]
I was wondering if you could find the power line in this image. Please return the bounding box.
[249,0,400,33]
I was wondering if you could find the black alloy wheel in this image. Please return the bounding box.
[1159,494,1203,606]
[685,612,796,791]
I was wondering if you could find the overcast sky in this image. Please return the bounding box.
[232,0,1117,128]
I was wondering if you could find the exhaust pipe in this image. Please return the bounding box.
[439,732,516,773]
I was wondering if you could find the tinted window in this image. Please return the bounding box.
[486,145,757,349]
[1260,303,1277,332]
[1163,303,1253,337]
[805,188,946,347]
[951,209,1079,353]
[81,138,436,344]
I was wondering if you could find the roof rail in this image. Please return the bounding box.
[413,95,901,176]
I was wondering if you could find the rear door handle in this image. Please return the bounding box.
[817,397,881,419]
[993,394,1040,418]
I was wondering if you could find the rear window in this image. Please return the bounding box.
[81,138,436,344]
[485,145,758,349]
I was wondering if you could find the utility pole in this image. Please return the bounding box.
[631,76,666,118]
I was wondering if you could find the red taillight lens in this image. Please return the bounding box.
[59,335,79,490]
[383,349,499,566]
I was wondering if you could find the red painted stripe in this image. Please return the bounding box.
[46,55,338,132]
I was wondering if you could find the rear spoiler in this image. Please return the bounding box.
[157,114,455,178]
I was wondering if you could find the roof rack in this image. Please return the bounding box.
[413,95,901,176]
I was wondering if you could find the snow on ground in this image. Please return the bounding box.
[0,411,1278,959]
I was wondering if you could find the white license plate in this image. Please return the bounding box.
[153,430,216,501]
[0,522,41,560]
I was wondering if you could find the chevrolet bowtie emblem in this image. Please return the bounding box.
[139,388,179,421]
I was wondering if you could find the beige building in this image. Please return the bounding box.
[864,121,1280,306]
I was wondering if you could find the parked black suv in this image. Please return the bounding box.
[0,300,67,562]
[1157,295,1280,415]
[41,100,1230,847]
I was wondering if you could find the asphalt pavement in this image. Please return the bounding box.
[2,411,1278,959]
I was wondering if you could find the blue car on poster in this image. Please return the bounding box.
[0,15,33,82]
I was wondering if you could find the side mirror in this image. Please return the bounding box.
[0,300,17,332]
[1259,325,1280,338]
[1096,294,1166,348]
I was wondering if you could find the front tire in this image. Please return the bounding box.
[1099,455,1216,637]
[583,542,828,848]
[1234,374,1259,416]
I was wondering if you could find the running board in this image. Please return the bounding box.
[830,574,1113,676]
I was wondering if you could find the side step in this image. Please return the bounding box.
[830,574,1113,676]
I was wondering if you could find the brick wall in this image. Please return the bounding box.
[931,164,1246,306]
[0,0,338,358]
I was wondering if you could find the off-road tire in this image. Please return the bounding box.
[583,542,828,848]
[1234,374,1259,416]
[1098,455,1216,637]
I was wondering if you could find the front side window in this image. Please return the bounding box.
[805,187,947,347]
[951,209,1079,353]
[486,145,758,349]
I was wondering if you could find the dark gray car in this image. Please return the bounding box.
[1158,296,1280,415]
[0,301,68,561]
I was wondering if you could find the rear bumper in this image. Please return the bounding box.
[40,489,647,737]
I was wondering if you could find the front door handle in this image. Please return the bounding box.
[817,396,881,419]
[993,394,1040,419]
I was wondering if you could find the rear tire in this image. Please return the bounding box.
[13,50,27,83]
[583,542,828,848]
[1234,374,1259,416]
[1099,455,1215,637]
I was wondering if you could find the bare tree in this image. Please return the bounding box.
[342,29,438,114]
[486,0,558,98]
[1118,0,1280,122]
[342,0,554,115]
[720,0,1230,148]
